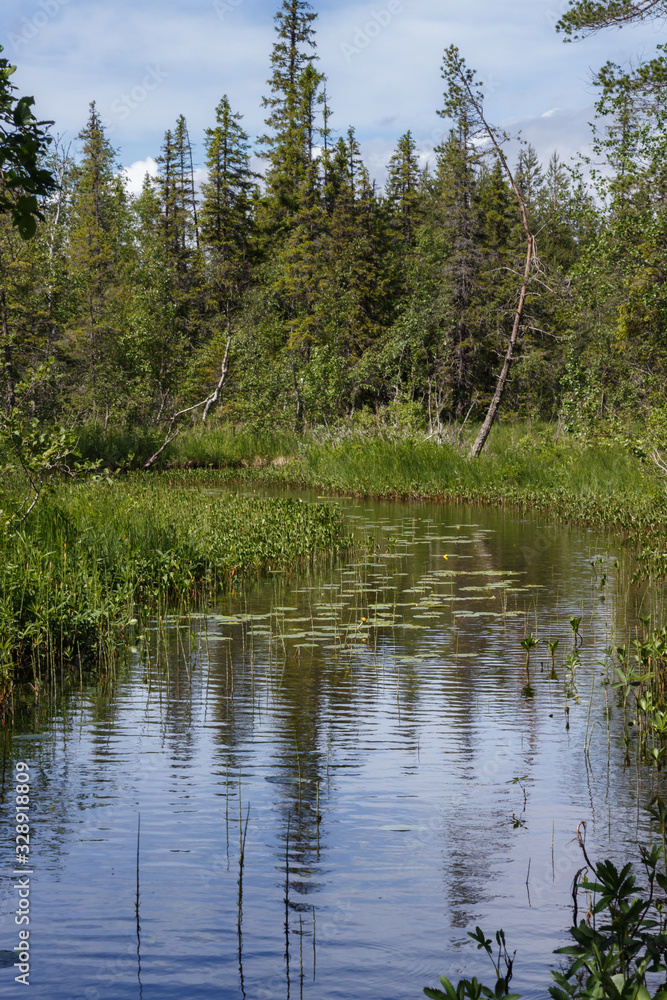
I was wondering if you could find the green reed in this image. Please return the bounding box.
[0,476,351,693]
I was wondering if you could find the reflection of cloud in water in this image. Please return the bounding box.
[6,498,658,1000]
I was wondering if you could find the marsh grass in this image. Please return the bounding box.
[158,423,667,579]
[75,423,302,470]
[171,426,301,467]
[300,425,645,498]
[0,477,350,694]
[73,419,654,502]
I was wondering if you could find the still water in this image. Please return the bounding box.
[1,495,663,1000]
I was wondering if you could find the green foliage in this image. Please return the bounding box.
[259,0,322,219]
[549,848,667,1000]
[3,3,667,455]
[425,846,667,1000]
[556,1,667,37]
[425,927,519,1000]
[0,406,101,529]
[0,477,350,682]
[0,44,55,239]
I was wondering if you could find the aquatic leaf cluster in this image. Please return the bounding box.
[0,478,350,688]
[605,625,667,762]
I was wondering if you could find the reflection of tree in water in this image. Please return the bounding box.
[5,498,661,999]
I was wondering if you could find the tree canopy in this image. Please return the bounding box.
[0,44,55,239]
[557,0,667,37]
[1,1,666,448]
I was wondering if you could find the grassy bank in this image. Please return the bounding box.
[0,477,350,691]
[3,420,666,694]
[151,423,667,579]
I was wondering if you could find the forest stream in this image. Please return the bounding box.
[1,492,664,1000]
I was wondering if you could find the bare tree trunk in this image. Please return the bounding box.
[142,335,233,470]
[202,334,232,422]
[468,238,534,458]
[453,70,536,458]
[1,288,15,415]
[292,360,304,431]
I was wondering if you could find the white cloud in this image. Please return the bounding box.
[3,0,662,182]
[122,157,158,195]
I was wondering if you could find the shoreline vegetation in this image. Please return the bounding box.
[86,419,667,572]
[0,474,351,698]
[2,419,666,701]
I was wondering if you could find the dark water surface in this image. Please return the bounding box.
[1,495,664,1000]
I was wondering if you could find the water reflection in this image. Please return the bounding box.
[0,498,664,1000]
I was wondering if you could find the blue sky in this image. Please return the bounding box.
[2,0,664,191]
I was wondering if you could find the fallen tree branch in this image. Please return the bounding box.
[142,335,233,470]
[202,334,232,423]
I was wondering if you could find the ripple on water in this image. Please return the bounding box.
[3,499,662,1000]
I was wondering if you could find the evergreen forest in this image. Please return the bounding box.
[4,7,667,998]
[2,0,667,457]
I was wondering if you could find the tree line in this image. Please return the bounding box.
[1,0,666,441]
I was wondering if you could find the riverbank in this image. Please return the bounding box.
[0,478,350,692]
[153,423,667,581]
[2,421,666,696]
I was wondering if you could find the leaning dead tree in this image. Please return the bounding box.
[142,334,232,470]
[651,448,667,477]
[439,46,538,459]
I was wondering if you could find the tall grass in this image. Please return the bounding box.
[301,426,646,498]
[74,423,302,469]
[72,419,652,499]
[0,477,350,688]
[170,425,301,466]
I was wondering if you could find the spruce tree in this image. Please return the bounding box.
[154,115,205,355]
[201,95,255,310]
[67,102,129,423]
[516,144,543,220]
[385,131,423,245]
[259,0,323,220]
[430,123,484,416]
[195,96,257,418]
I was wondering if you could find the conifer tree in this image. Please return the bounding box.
[201,95,255,313]
[259,0,323,219]
[321,129,389,362]
[196,96,256,419]
[385,131,423,245]
[516,144,543,218]
[430,120,484,416]
[67,102,129,423]
[115,176,187,422]
[155,116,199,259]
[557,0,666,37]
[154,115,205,355]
